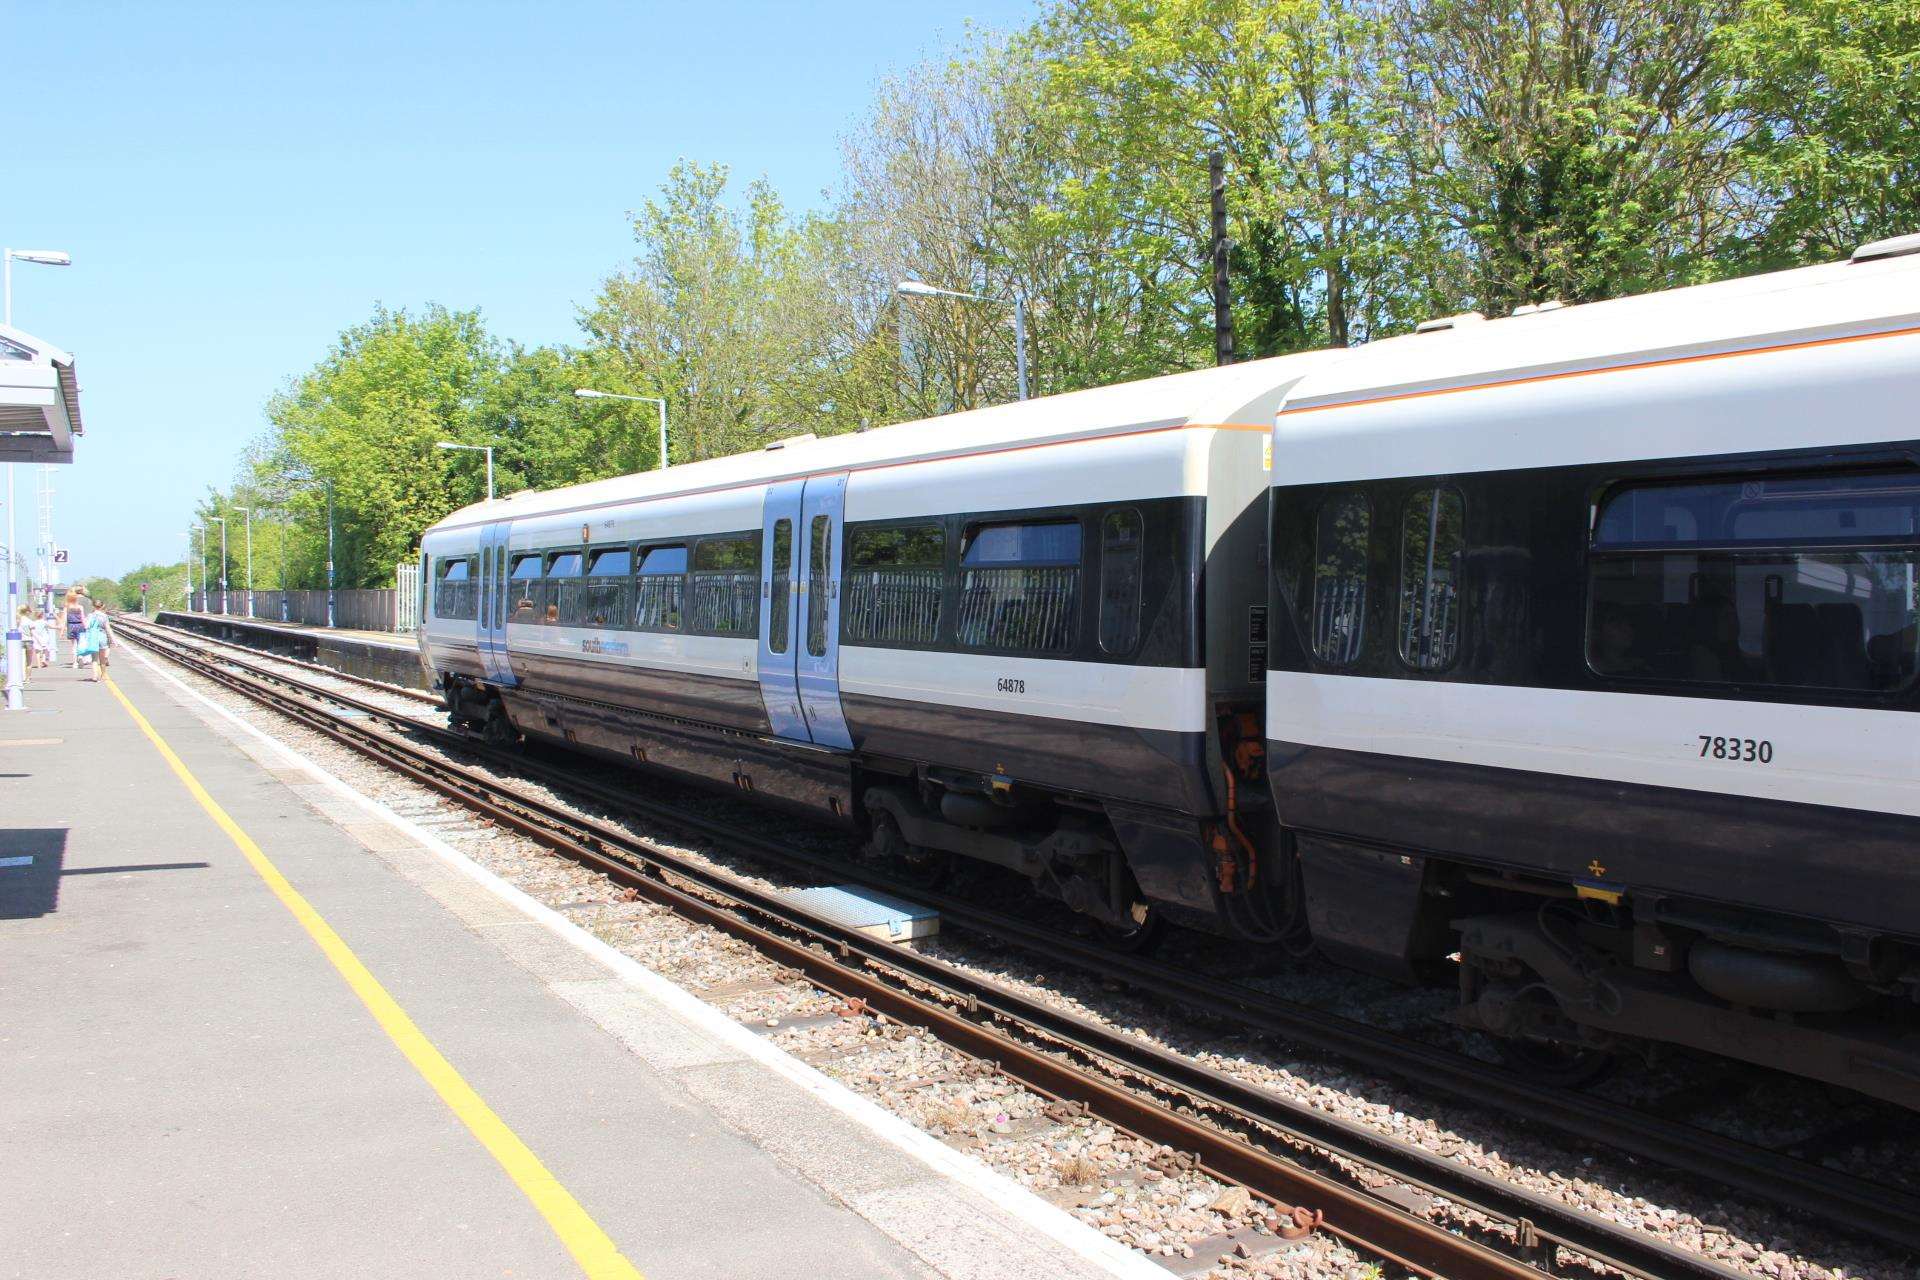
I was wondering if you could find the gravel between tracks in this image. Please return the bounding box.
[138,633,1913,1280]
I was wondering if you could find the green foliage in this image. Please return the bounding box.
[87,562,189,613]
[576,161,849,462]
[1715,0,1920,267]
[1398,0,1741,310]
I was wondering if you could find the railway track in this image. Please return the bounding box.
[122,616,1920,1278]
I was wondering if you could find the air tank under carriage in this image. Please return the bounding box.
[1264,238,1920,1107]
[419,352,1342,947]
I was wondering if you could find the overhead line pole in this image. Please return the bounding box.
[1210,152,1234,367]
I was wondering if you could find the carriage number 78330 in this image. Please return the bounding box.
[1699,735,1772,763]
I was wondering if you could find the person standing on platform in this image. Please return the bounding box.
[32,608,54,668]
[63,590,87,668]
[78,600,113,683]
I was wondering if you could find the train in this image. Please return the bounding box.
[420,233,1920,1107]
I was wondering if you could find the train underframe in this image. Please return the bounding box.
[442,672,1305,948]
[1290,833,1920,1109]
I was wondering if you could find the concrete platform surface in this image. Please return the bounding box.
[0,656,1162,1280]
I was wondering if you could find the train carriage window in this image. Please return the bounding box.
[769,519,793,653]
[1589,471,1920,691]
[690,534,760,635]
[578,547,633,629]
[508,552,543,622]
[957,520,1081,654]
[1313,493,1370,666]
[544,549,583,625]
[587,548,631,577]
[1098,509,1143,655]
[1398,488,1464,671]
[807,516,832,657]
[434,556,477,621]
[844,523,944,646]
[634,544,687,632]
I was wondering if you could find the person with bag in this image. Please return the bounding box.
[78,600,112,683]
[63,590,87,668]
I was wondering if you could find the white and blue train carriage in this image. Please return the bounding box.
[419,349,1340,941]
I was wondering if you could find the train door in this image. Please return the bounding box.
[795,473,853,749]
[477,521,517,687]
[757,482,809,740]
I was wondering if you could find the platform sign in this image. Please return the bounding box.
[52,549,68,564]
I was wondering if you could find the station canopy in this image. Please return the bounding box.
[0,323,83,463]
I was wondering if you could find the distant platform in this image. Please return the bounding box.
[154,610,426,687]
[0,655,1156,1280]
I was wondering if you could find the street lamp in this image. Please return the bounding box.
[2,249,71,327]
[436,441,496,500]
[575,388,668,471]
[897,279,1029,401]
[184,529,197,609]
[232,506,254,617]
[206,515,228,615]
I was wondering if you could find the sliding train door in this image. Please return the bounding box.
[477,520,517,686]
[756,474,852,749]
[795,472,853,749]
[757,482,809,740]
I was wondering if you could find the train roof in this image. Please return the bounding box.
[428,347,1342,534]
[1280,245,1920,417]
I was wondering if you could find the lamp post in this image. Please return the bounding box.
[184,529,196,609]
[896,279,1029,401]
[435,441,496,500]
[207,515,228,615]
[574,388,668,471]
[232,506,254,617]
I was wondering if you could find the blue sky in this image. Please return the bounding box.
[8,0,1035,580]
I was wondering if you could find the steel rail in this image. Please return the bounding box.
[127,618,1920,1274]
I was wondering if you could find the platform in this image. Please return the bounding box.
[0,657,1161,1280]
[154,609,426,688]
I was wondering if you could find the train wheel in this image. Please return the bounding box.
[480,703,516,749]
[1493,990,1615,1089]
[869,810,948,891]
[1094,902,1162,953]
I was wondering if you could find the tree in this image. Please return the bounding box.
[256,305,507,587]
[1035,0,1442,353]
[577,162,848,463]
[1394,0,1742,312]
[1715,0,1920,268]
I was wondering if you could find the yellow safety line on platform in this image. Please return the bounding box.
[103,674,645,1280]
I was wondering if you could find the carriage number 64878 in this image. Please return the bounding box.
[997,677,1027,694]
[1700,735,1772,763]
